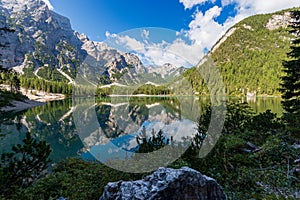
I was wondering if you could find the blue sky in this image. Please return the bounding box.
[46,0,300,67]
[50,0,237,41]
[50,0,195,41]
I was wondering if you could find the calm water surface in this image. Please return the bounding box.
[0,97,283,163]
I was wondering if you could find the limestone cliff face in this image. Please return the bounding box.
[0,0,186,84]
[0,0,86,74]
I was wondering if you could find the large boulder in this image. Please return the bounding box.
[100,167,226,200]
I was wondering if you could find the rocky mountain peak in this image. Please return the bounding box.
[0,0,186,85]
[75,32,89,43]
[163,62,178,71]
[0,0,85,73]
[147,62,182,78]
[1,0,49,16]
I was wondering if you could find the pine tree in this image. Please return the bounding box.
[9,73,20,93]
[280,10,300,134]
[0,132,51,196]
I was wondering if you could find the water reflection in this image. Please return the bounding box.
[73,96,202,164]
[0,99,83,163]
[0,97,283,164]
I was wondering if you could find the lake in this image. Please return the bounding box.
[0,96,283,164]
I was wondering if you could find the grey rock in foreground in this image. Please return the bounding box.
[100,167,226,200]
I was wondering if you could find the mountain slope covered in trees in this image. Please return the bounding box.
[183,8,299,96]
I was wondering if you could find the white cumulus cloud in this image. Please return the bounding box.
[142,29,150,40]
[106,31,146,52]
[105,29,203,67]
[179,0,210,9]
[222,0,300,14]
[187,6,225,48]
[166,39,203,66]
[219,0,300,27]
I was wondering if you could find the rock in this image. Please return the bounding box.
[100,167,227,200]
[266,12,291,30]
[57,198,68,200]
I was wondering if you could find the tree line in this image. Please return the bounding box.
[0,70,72,95]
[20,77,72,95]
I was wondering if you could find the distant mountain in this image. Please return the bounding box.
[0,0,186,87]
[77,37,186,86]
[147,63,185,78]
[183,8,300,96]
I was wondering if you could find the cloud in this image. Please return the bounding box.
[138,39,202,67]
[104,0,300,68]
[180,0,299,13]
[105,29,203,67]
[179,0,210,9]
[173,6,234,59]
[106,31,146,52]
[224,0,300,14]
[42,0,54,10]
[217,0,300,28]
[117,35,146,52]
[187,6,226,48]
[166,39,203,66]
[142,29,150,40]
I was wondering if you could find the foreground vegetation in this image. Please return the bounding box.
[0,100,299,199]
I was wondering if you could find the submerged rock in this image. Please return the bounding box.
[100,167,226,200]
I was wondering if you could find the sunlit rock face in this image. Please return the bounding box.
[0,0,86,73]
[1,0,186,84]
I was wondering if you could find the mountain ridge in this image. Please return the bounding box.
[0,0,186,87]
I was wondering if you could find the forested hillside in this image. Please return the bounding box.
[184,8,299,96]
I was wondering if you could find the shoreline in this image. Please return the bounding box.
[107,94,282,98]
[0,99,45,112]
[1,84,66,113]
